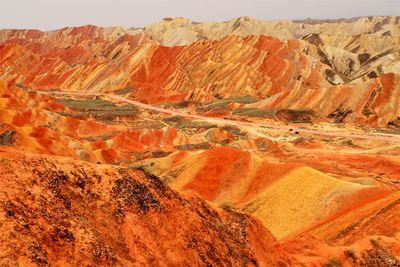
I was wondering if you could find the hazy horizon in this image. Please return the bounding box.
[1,0,399,31]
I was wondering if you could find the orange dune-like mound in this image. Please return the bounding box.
[136,146,392,240]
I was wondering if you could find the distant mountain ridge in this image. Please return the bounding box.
[143,16,400,45]
[0,16,399,126]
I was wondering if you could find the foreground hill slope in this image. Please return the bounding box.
[0,147,290,266]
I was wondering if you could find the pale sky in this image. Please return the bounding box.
[1,0,399,30]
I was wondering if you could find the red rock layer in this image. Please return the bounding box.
[0,30,329,102]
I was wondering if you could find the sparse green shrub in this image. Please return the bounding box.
[324,257,342,267]
[219,202,234,211]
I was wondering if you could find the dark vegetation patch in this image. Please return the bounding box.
[256,141,269,151]
[317,48,334,68]
[387,117,400,128]
[112,177,163,213]
[3,200,15,217]
[162,116,184,124]
[368,71,378,79]
[163,118,219,134]
[137,167,181,200]
[32,165,100,205]
[233,108,276,118]
[44,170,72,209]
[196,96,258,113]
[342,139,358,148]
[373,22,383,32]
[302,33,323,46]
[58,98,129,111]
[382,30,392,36]
[221,125,247,138]
[330,199,400,244]
[175,142,211,151]
[29,242,49,266]
[343,240,400,266]
[92,239,117,264]
[275,109,316,123]
[175,120,217,130]
[186,237,214,266]
[358,53,371,65]
[324,257,342,267]
[358,240,400,266]
[12,159,147,265]
[51,227,75,243]
[324,69,337,81]
[113,87,132,95]
[57,98,137,121]
[0,130,16,146]
[184,201,254,265]
[129,121,166,130]
[362,86,381,117]
[294,17,364,24]
[219,202,235,212]
[151,151,173,158]
[234,108,316,123]
[81,132,118,142]
[224,96,258,104]
[368,50,395,63]
[196,101,231,113]
[328,108,352,123]
[348,58,355,73]
[159,100,200,109]
[344,249,357,262]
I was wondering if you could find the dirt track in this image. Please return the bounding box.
[42,91,400,143]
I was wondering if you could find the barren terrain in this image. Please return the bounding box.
[0,16,399,266]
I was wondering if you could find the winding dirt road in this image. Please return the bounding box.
[42,91,400,143]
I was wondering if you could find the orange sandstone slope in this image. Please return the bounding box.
[0,147,291,266]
